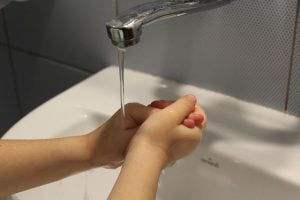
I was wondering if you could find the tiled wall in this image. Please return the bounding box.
[288,9,300,116]
[126,0,298,111]
[11,50,90,114]
[0,12,19,136]
[0,0,299,135]
[0,45,20,135]
[3,0,114,71]
[0,12,6,43]
[0,3,91,134]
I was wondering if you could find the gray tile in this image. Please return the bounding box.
[288,13,300,117]
[4,0,115,72]
[3,0,298,111]
[126,0,297,110]
[0,45,20,136]
[12,49,91,114]
[289,65,300,117]
[0,11,7,43]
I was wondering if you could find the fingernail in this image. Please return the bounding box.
[183,94,196,103]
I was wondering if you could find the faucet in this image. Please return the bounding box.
[106,0,235,48]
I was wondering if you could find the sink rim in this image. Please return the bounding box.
[3,65,300,198]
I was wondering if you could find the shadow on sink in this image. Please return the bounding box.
[157,145,300,200]
[153,78,300,145]
[152,78,300,200]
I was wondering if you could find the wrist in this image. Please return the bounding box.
[126,141,169,170]
[108,142,168,200]
[77,134,101,170]
[83,126,115,169]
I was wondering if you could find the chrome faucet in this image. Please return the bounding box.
[106,0,235,48]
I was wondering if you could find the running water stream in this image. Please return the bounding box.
[117,48,126,118]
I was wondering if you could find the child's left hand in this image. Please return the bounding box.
[85,103,155,169]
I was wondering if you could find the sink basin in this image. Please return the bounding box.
[3,66,300,200]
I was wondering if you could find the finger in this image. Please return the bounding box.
[161,95,197,124]
[151,99,198,128]
[183,119,195,128]
[193,106,207,128]
[150,98,207,128]
[188,113,204,126]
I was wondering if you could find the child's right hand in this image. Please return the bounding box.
[149,99,205,128]
[127,95,207,166]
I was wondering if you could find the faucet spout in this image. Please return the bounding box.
[106,0,234,48]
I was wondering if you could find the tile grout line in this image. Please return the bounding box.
[8,45,95,75]
[0,42,94,75]
[284,0,300,112]
[1,10,24,117]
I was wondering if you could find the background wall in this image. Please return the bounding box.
[1,0,300,136]
[0,45,21,135]
[288,9,300,116]
[0,12,20,135]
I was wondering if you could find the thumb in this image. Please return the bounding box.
[161,95,197,124]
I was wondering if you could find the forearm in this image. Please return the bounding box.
[108,143,168,200]
[0,136,92,196]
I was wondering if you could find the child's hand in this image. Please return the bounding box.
[150,99,205,128]
[127,95,207,166]
[85,103,156,169]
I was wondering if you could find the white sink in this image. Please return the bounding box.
[3,66,300,200]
